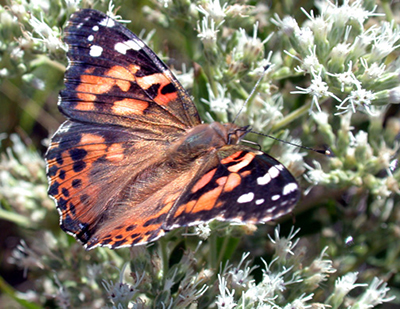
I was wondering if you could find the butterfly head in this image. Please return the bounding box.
[223,123,251,145]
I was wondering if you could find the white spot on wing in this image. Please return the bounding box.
[271,194,280,201]
[237,192,254,204]
[88,35,94,41]
[266,206,277,213]
[283,183,298,195]
[115,39,145,54]
[268,165,280,179]
[99,17,115,27]
[257,173,271,185]
[255,199,264,205]
[229,217,244,223]
[92,25,99,31]
[89,45,103,57]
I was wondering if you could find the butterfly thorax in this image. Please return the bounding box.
[167,122,246,162]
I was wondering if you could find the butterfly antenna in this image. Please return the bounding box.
[232,65,269,124]
[250,130,331,155]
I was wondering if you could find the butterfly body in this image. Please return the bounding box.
[46,9,300,249]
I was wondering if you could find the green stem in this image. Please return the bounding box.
[272,101,311,131]
[204,63,218,96]
[209,232,218,271]
[234,84,250,100]
[381,1,394,22]
[30,55,66,72]
[0,209,33,228]
[216,235,230,269]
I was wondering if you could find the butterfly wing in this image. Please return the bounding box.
[166,145,299,228]
[60,9,201,132]
[48,141,299,250]
[46,121,175,248]
[46,9,201,249]
[47,122,222,249]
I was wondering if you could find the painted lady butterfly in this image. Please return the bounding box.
[46,9,300,249]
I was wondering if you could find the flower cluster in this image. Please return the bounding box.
[1,0,399,308]
[272,0,400,116]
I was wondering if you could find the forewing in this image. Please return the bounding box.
[166,145,300,228]
[60,9,201,132]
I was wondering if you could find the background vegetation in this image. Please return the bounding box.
[0,0,399,308]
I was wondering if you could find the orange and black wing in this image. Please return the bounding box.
[165,145,300,229]
[46,9,299,250]
[60,9,201,132]
[46,9,201,249]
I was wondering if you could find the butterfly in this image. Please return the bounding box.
[45,9,300,250]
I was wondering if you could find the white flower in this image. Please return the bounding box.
[312,111,329,126]
[293,46,322,74]
[370,21,400,62]
[106,1,131,23]
[225,4,251,18]
[316,0,382,28]
[270,14,299,36]
[292,70,341,112]
[293,26,315,53]
[262,258,302,298]
[194,223,212,240]
[349,130,368,148]
[309,247,336,276]
[244,258,291,304]
[102,264,143,306]
[197,0,227,25]
[304,160,331,186]
[268,225,300,259]
[356,277,396,307]
[283,293,314,309]
[360,58,386,81]
[246,94,283,132]
[176,273,209,307]
[215,275,236,309]
[334,272,366,298]
[335,86,376,115]
[303,247,336,290]
[329,42,351,64]
[158,0,171,8]
[301,7,331,40]
[65,0,81,11]
[260,263,291,294]
[28,13,66,53]
[197,16,220,46]
[201,83,230,115]
[328,61,361,92]
[238,22,271,62]
[228,252,257,289]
